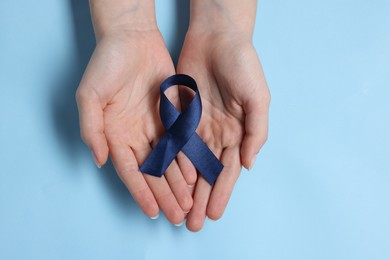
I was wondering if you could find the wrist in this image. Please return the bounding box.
[89,0,157,41]
[189,0,257,38]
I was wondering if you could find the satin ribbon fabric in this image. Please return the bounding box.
[140,74,223,185]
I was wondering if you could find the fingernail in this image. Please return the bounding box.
[174,221,184,227]
[248,156,256,170]
[91,151,101,168]
[150,213,159,220]
[207,217,216,222]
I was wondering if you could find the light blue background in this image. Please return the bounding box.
[1,0,389,259]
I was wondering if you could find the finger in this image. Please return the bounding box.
[176,151,197,185]
[164,158,194,212]
[188,183,195,196]
[185,175,212,232]
[186,146,223,232]
[134,146,185,225]
[184,182,196,219]
[207,146,242,221]
[109,143,159,218]
[240,92,270,170]
[76,87,109,168]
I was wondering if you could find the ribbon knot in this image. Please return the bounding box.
[140,74,223,185]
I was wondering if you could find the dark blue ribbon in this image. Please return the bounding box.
[140,74,223,185]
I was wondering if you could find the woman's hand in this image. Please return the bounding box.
[177,0,270,231]
[76,0,194,225]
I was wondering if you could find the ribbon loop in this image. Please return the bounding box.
[140,74,223,185]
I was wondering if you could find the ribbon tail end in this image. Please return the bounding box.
[139,165,165,178]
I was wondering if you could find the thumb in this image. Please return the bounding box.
[76,88,109,168]
[240,93,270,170]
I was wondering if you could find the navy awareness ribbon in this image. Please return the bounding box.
[140,74,223,185]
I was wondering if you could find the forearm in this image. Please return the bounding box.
[89,0,157,40]
[189,0,257,37]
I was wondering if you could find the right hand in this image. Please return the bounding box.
[76,29,195,224]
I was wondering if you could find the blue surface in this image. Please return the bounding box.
[1,0,389,259]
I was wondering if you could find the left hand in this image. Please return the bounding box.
[177,29,270,231]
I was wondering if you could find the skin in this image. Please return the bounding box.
[76,0,195,225]
[76,0,270,231]
[178,0,270,231]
